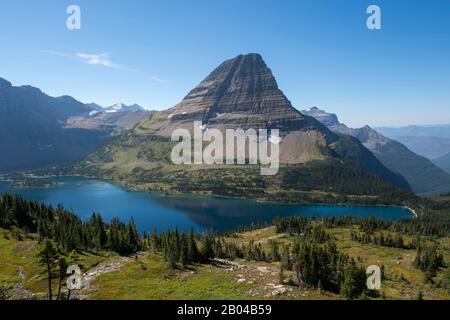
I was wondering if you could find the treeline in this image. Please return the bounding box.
[350,231,415,250]
[278,161,415,202]
[321,213,450,237]
[88,159,421,207]
[0,194,140,254]
[143,229,289,267]
[144,228,213,268]
[274,216,329,243]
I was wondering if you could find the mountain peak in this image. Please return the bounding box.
[105,103,144,113]
[302,107,341,127]
[232,52,263,60]
[164,52,315,133]
[56,95,82,105]
[183,53,275,101]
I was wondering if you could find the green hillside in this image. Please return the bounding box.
[1,194,450,300]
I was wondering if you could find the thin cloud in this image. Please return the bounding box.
[40,50,167,83]
[150,76,168,84]
[77,53,113,67]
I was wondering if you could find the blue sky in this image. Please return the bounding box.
[0,0,449,127]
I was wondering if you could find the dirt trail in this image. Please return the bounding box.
[74,254,143,299]
[13,266,33,300]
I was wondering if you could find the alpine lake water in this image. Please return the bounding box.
[0,176,413,233]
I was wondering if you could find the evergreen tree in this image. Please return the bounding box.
[279,264,285,284]
[56,255,68,300]
[188,227,200,263]
[150,227,160,253]
[281,244,292,270]
[201,235,214,263]
[180,231,189,267]
[37,239,60,300]
[269,240,281,262]
[340,260,366,300]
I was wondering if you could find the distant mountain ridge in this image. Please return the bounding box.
[302,107,450,196]
[377,124,450,139]
[0,77,150,172]
[433,153,450,174]
[376,125,450,160]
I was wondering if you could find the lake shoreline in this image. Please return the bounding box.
[1,175,417,222]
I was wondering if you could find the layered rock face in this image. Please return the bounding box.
[138,54,337,163]
[177,53,314,131]
[141,54,330,133]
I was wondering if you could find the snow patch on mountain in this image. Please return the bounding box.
[104,103,145,113]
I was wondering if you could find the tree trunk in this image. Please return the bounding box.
[47,261,52,301]
[56,276,62,300]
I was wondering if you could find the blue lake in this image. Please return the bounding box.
[0,177,413,233]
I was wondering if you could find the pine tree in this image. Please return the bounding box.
[281,245,292,270]
[37,239,60,300]
[150,227,159,253]
[56,255,68,300]
[279,264,285,284]
[180,231,189,267]
[188,227,200,263]
[269,240,280,262]
[127,218,140,252]
[201,235,214,263]
[340,261,366,300]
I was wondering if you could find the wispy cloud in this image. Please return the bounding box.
[76,53,114,67]
[40,50,167,83]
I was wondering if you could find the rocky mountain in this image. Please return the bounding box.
[104,103,145,113]
[66,102,151,132]
[0,77,150,172]
[81,54,411,195]
[302,107,450,196]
